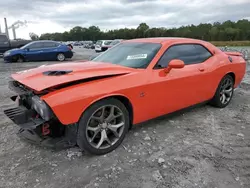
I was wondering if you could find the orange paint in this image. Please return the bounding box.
[11,38,247,125]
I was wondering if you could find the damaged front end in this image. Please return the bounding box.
[4,80,77,149]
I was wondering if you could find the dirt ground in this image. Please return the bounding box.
[0,48,250,188]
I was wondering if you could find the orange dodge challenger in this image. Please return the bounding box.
[4,38,246,155]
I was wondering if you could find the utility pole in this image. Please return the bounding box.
[4,18,9,39]
[12,27,16,39]
[8,20,28,40]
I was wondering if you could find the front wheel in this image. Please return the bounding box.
[209,74,234,108]
[57,53,65,61]
[77,98,130,155]
[12,55,24,63]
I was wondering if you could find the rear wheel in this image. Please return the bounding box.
[57,53,65,61]
[77,98,129,155]
[209,74,234,108]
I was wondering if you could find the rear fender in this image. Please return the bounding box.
[225,54,246,88]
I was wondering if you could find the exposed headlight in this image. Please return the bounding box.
[31,96,53,121]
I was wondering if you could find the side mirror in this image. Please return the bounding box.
[164,59,185,73]
[26,48,30,51]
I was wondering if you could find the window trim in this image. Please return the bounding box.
[42,41,59,49]
[153,43,213,69]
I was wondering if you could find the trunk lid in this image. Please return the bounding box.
[224,51,243,57]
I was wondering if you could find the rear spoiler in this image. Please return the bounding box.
[224,51,243,57]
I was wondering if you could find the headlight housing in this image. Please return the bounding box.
[4,51,10,56]
[31,96,53,121]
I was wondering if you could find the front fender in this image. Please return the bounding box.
[9,50,24,57]
[42,89,132,125]
[41,71,148,125]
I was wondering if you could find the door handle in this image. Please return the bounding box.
[198,68,205,72]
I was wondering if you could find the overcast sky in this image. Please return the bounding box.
[0,0,250,39]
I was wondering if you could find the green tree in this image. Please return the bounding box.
[29,32,39,40]
[39,19,250,42]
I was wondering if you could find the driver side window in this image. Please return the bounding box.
[156,44,212,68]
[28,42,44,50]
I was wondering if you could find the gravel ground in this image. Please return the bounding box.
[0,47,250,188]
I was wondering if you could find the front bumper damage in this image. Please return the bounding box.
[4,105,77,149]
[4,80,78,150]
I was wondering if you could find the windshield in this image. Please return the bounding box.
[96,40,102,45]
[104,41,112,45]
[0,35,8,42]
[92,42,162,68]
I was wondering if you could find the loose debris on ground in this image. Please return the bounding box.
[0,48,250,188]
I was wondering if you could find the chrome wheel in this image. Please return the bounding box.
[57,53,65,61]
[219,77,233,105]
[86,105,125,149]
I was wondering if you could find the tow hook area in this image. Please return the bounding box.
[42,123,50,136]
[17,123,78,150]
[4,105,78,150]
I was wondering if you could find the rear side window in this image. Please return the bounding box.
[43,41,59,48]
[156,44,212,68]
[0,35,8,42]
[193,44,212,62]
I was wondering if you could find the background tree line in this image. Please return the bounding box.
[39,19,250,42]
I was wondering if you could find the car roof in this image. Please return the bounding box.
[32,40,58,43]
[123,37,204,44]
[99,40,112,43]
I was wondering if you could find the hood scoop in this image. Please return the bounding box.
[11,61,135,92]
[43,70,72,76]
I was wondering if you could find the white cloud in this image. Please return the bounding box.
[0,0,249,39]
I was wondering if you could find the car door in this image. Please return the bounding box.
[24,42,44,61]
[40,41,59,60]
[145,43,213,118]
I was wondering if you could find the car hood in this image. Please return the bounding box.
[11,61,135,92]
[5,48,21,54]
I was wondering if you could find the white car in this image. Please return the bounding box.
[95,40,113,52]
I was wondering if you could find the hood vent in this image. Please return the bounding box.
[43,70,72,76]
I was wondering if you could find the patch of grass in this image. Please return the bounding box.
[210,41,250,47]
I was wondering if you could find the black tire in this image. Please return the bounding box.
[13,55,24,63]
[209,74,234,108]
[77,98,130,155]
[57,53,65,61]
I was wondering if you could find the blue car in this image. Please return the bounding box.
[3,40,73,63]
